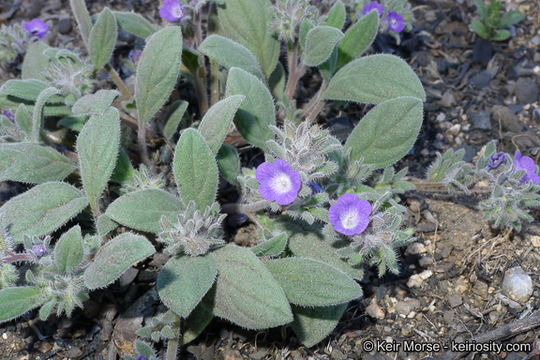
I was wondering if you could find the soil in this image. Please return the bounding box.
[0,0,539,359]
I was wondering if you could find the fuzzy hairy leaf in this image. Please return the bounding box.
[218,0,279,78]
[337,10,379,68]
[105,189,184,233]
[158,255,217,318]
[302,26,343,67]
[0,182,88,243]
[136,26,182,126]
[173,129,218,211]
[500,10,525,27]
[72,90,119,116]
[15,104,33,134]
[216,144,241,186]
[70,0,92,48]
[0,80,64,104]
[268,62,286,101]
[288,232,363,280]
[199,95,245,154]
[111,148,134,184]
[77,107,120,213]
[264,258,362,306]
[182,302,213,344]
[113,11,159,39]
[39,298,57,321]
[199,35,264,79]
[225,67,275,151]
[84,233,155,289]
[97,214,118,236]
[32,87,61,142]
[345,97,423,169]
[163,100,188,141]
[326,1,346,29]
[22,41,50,81]
[210,244,293,329]
[0,287,45,323]
[0,143,76,184]
[89,7,117,70]
[290,304,347,347]
[251,233,287,257]
[325,54,426,104]
[54,225,83,274]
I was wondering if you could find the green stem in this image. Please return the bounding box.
[137,123,151,167]
[210,59,219,106]
[166,315,181,360]
[105,64,131,100]
[284,41,300,101]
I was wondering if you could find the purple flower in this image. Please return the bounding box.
[24,18,49,40]
[387,11,405,33]
[486,152,506,169]
[309,182,324,194]
[136,356,146,360]
[329,194,371,236]
[362,1,384,17]
[256,159,301,205]
[513,151,540,184]
[160,0,186,22]
[32,245,47,258]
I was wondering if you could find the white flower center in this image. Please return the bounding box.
[341,210,359,229]
[172,5,184,18]
[271,173,292,194]
[391,19,397,26]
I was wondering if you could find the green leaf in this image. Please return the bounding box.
[57,115,88,132]
[218,0,280,78]
[69,0,93,48]
[325,54,426,104]
[251,233,287,257]
[471,20,489,39]
[216,144,241,186]
[288,232,364,280]
[0,287,45,323]
[344,96,424,169]
[474,0,487,19]
[157,255,217,318]
[39,298,57,321]
[302,26,344,67]
[72,90,119,116]
[264,257,362,306]
[0,80,64,104]
[199,35,264,79]
[182,45,200,73]
[96,214,118,236]
[337,10,379,68]
[15,104,33,134]
[268,62,286,101]
[199,95,245,154]
[84,233,155,289]
[77,107,120,213]
[0,143,76,184]
[163,100,189,141]
[500,10,525,27]
[0,182,88,243]
[326,0,346,29]
[173,129,218,211]
[182,302,213,344]
[290,304,347,347]
[105,189,184,233]
[225,67,275,151]
[89,7,117,70]
[492,29,511,41]
[54,225,83,274]
[111,148,134,184]
[113,11,159,39]
[32,87,61,142]
[299,20,314,50]
[21,41,50,81]
[135,26,182,127]
[209,244,293,329]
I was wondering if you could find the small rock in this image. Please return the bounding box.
[366,302,385,320]
[470,70,494,89]
[436,113,446,122]
[492,105,523,132]
[447,124,461,135]
[331,349,347,360]
[501,267,533,303]
[448,293,462,308]
[531,235,540,248]
[395,298,420,316]
[419,270,433,280]
[57,18,72,34]
[416,222,436,233]
[406,242,426,255]
[443,310,455,323]
[470,110,491,130]
[439,90,456,107]
[233,224,257,247]
[419,257,434,268]
[472,280,489,299]
[533,109,540,124]
[515,78,538,104]
[472,39,493,66]
[407,274,424,288]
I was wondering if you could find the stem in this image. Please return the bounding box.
[303,80,326,122]
[406,178,494,194]
[105,64,131,100]
[284,41,300,101]
[3,251,31,263]
[194,12,209,115]
[166,315,181,360]
[210,59,219,106]
[137,123,151,167]
[221,200,272,214]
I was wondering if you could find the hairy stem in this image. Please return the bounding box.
[210,59,220,106]
[137,124,151,167]
[303,80,326,122]
[3,251,31,263]
[166,315,181,360]
[194,12,209,115]
[105,64,131,100]
[221,200,272,214]
[284,41,300,101]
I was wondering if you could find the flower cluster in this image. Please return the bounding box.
[158,201,225,256]
[120,165,166,194]
[0,23,33,68]
[362,1,404,33]
[271,0,321,42]
[159,0,187,22]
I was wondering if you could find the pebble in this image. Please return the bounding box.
[447,124,461,135]
[470,110,491,130]
[395,298,420,316]
[531,235,540,248]
[472,280,489,299]
[501,267,533,303]
[366,302,385,319]
[448,293,463,308]
[533,109,540,124]
[57,18,73,34]
[492,105,522,132]
[436,113,446,122]
[406,242,426,255]
[515,77,539,104]
[419,256,434,267]
[469,69,494,88]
